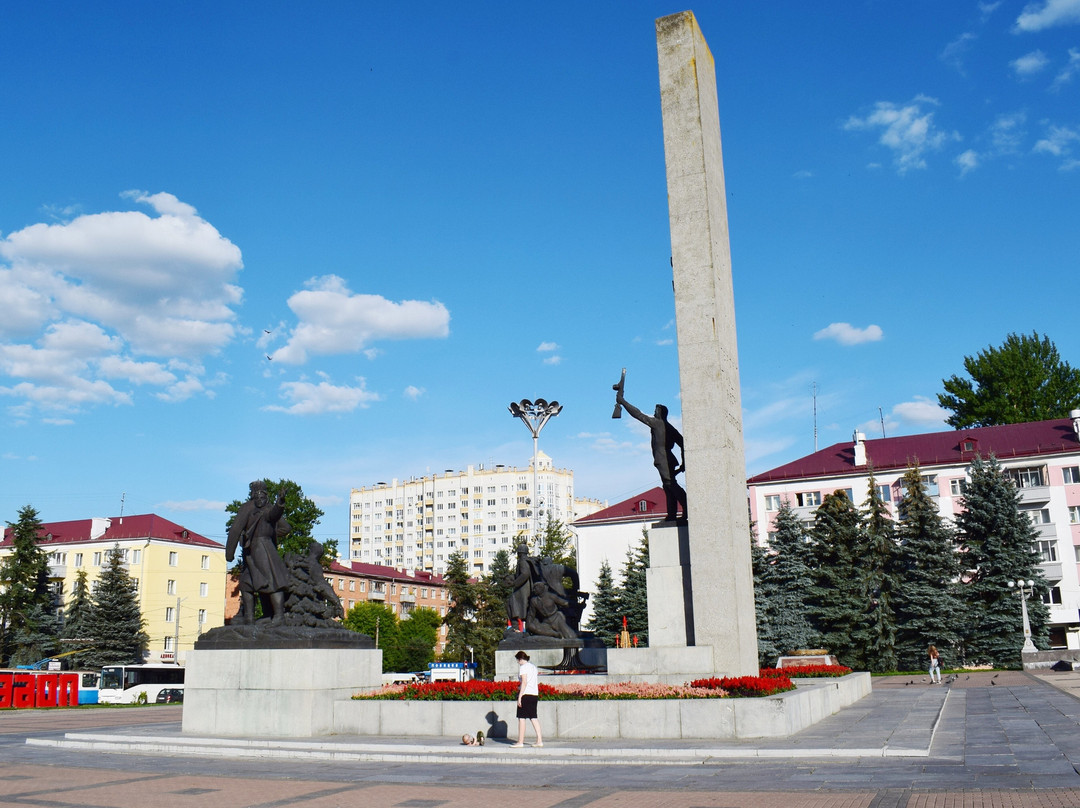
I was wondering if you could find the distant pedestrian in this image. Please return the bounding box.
[511,651,543,747]
[928,644,941,684]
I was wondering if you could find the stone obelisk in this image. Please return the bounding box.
[656,10,758,675]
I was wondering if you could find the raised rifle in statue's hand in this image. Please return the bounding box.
[611,368,626,419]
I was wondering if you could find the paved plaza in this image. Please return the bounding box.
[5,671,1080,807]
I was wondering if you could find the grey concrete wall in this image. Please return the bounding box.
[333,673,870,740]
[183,647,382,737]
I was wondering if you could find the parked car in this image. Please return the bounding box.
[155,688,184,704]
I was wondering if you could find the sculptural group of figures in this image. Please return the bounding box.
[505,543,587,640]
[225,481,343,628]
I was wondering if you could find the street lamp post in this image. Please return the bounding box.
[1007,578,1039,654]
[508,398,563,549]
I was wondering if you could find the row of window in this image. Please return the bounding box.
[46,550,212,569]
[765,466,1080,513]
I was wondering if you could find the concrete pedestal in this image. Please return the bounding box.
[647,521,693,647]
[182,647,382,737]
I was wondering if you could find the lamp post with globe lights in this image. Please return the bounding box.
[1007,578,1039,654]
[508,398,563,549]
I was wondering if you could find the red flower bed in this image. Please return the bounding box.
[363,679,562,701]
[759,664,851,678]
[688,674,794,697]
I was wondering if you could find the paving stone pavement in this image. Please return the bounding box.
[5,671,1080,807]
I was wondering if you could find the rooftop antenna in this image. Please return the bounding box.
[878,407,886,439]
[812,382,818,452]
[119,492,125,524]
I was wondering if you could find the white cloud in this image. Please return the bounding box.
[155,499,228,512]
[576,431,643,455]
[263,378,381,415]
[792,170,814,179]
[1014,0,1080,32]
[270,275,450,364]
[941,32,977,73]
[956,149,980,175]
[1011,49,1050,77]
[537,341,559,352]
[1034,124,1080,168]
[0,192,243,415]
[892,396,950,425]
[542,355,563,365]
[990,111,1028,153]
[813,322,884,345]
[656,338,674,346]
[404,385,425,400]
[844,97,959,173]
[1052,48,1080,89]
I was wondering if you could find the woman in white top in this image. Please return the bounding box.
[512,650,543,747]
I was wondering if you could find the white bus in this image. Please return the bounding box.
[98,664,184,704]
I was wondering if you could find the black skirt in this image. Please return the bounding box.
[517,694,538,719]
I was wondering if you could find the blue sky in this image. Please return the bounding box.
[2,2,1079,547]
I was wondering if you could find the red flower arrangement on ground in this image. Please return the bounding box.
[759,664,851,678]
[354,665,852,701]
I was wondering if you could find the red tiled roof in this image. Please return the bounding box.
[0,513,222,549]
[748,418,1080,484]
[327,559,447,585]
[573,486,681,526]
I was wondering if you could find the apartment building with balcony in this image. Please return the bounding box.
[747,416,1080,649]
[0,514,227,665]
[349,453,600,577]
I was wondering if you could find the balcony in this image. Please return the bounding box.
[1040,562,1063,582]
[368,588,386,600]
[1035,523,1058,539]
[1018,485,1051,504]
[48,564,67,580]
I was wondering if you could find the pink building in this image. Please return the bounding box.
[747,416,1080,650]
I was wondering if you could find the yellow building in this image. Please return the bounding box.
[0,514,227,665]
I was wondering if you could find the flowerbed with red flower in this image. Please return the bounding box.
[760,664,851,679]
[353,665,854,701]
[356,680,726,701]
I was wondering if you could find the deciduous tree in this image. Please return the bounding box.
[939,332,1080,428]
[226,479,334,565]
[343,601,401,672]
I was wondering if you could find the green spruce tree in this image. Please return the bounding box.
[956,455,1049,668]
[757,500,819,667]
[617,528,650,646]
[750,521,779,667]
[856,474,899,673]
[469,550,514,679]
[893,464,962,671]
[585,560,621,647]
[0,505,53,666]
[81,544,149,669]
[440,551,482,665]
[61,569,96,669]
[807,490,864,668]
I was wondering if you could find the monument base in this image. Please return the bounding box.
[182,647,382,737]
[495,635,608,680]
[646,521,693,646]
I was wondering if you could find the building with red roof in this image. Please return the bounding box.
[572,487,680,625]
[1,514,226,665]
[748,416,1080,649]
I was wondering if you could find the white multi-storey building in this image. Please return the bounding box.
[747,416,1080,650]
[350,453,598,577]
